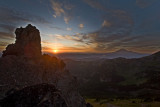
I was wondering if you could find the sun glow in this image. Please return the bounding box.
[53,49,58,53]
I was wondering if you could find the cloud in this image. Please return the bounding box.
[0,6,50,25]
[83,0,135,50]
[64,3,75,10]
[53,15,57,18]
[50,26,65,31]
[50,0,65,16]
[83,0,107,11]
[124,36,160,53]
[60,47,85,50]
[0,24,15,32]
[55,9,137,52]
[0,32,14,40]
[42,41,53,45]
[102,20,111,27]
[42,46,53,52]
[136,0,158,8]
[0,41,9,47]
[79,24,84,30]
[87,10,134,44]
[64,16,71,24]
[101,34,160,53]
[55,33,90,43]
[0,32,14,52]
[50,0,74,24]
[50,26,72,31]
[55,34,81,41]
[66,27,72,31]
[52,9,136,52]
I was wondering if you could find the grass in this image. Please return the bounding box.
[86,99,160,107]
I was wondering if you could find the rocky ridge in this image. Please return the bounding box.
[2,24,41,57]
[0,24,86,107]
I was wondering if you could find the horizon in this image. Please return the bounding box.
[43,48,153,54]
[0,48,154,55]
[0,44,158,55]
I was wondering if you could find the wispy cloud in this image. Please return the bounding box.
[55,33,91,44]
[53,8,159,53]
[55,34,81,42]
[42,46,53,52]
[50,0,74,24]
[0,41,9,47]
[102,20,111,27]
[0,32,14,40]
[79,24,84,30]
[136,0,158,8]
[66,27,72,31]
[0,6,50,25]
[83,0,107,11]
[50,0,64,16]
[64,16,71,24]
[0,24,15,32]
[50,26,65,31]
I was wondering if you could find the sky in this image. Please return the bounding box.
[0,0,160,54]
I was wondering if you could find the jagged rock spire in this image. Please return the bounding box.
[2,24,41,57]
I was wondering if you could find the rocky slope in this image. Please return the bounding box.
[0,24,86,107]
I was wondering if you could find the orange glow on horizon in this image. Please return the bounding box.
[53,49,59,54]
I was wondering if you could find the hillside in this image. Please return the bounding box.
[65,51,160,99]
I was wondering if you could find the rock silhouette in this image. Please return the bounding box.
[0,24,86,107]
[2,24,41,57]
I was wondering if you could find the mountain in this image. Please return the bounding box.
[64,51,160,99]
[55,49,149,61]
[104,49,149,59]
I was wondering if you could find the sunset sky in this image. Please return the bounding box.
[0,0,160,54]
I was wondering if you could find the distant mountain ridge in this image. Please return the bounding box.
[56,49,149,60]
[105,49,149,59]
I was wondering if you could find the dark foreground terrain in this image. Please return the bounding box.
[0,84,67,107]
[0,24,90,107]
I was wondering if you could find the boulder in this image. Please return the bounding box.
[0,83,67,107]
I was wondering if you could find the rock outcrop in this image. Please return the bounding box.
[0,24,86,107]
[2,24,41,57]
[0,83,67,107]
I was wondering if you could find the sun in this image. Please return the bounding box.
[53,49,58,53]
